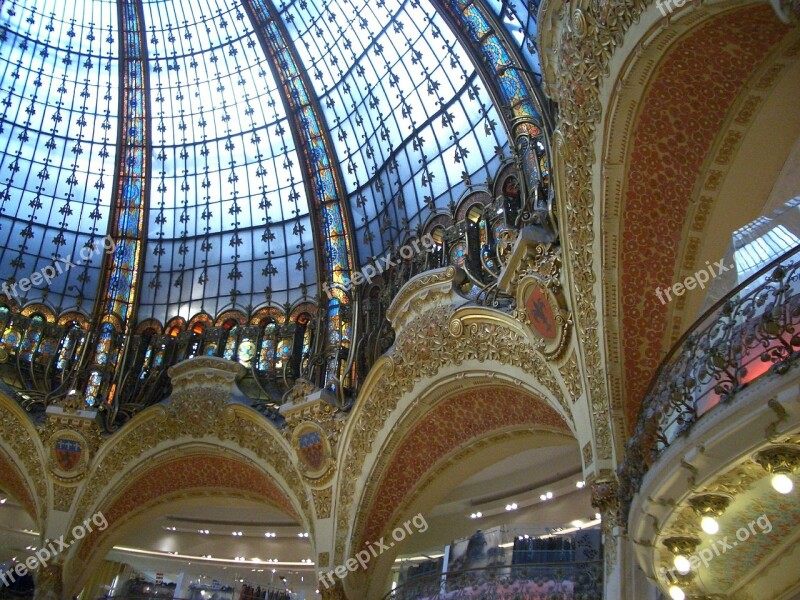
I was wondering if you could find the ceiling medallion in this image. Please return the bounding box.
[291,421,336,488]
[516,275,571,359]
[47,430,90,483]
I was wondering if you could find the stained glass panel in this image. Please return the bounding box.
[483,0,543,81]
[138,0,317,324]
[276,0,509,260]
[0,0,118,312]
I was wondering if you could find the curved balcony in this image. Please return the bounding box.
[383,561,603,600]
[619,245,800,517]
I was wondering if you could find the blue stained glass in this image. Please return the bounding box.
[276,0,509,261]
[482,0,543,81]
[137,0,318,324]
[0,0,118,311]
[0,0,528,346]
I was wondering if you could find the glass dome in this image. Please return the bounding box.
[0,0,544,329]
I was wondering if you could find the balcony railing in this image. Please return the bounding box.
[384,561,603,600]
[618,245,800,520]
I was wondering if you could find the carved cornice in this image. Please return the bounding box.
[385,266,467,329]
[167,355,246,387]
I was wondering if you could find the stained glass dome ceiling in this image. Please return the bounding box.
[0,0,532,326]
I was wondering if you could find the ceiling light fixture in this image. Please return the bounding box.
[754,445,800,495]
[668,585,685,600]
[662,537,700,575]
[688,494,731,536]
[505,503,518,511]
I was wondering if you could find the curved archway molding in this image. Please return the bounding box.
[332,266,583,571]
[64,446,306,595]
[53,358,311,593]
[598,1,798,431]
[539,0,798,595]
[539,0,797,464]
[347,384,575,598]
[0,389,48,526]
[355,430,576,598]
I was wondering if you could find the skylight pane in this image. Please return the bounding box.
[140,0,316,323]
[277,0,509,259]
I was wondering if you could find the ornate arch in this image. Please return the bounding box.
[64,358,312,591]
[66,447,301,595]
[333,267,573,566]
[539,0,797,467]
[349,385,574,597]
[598,2,797,430]
[0,390,48,526]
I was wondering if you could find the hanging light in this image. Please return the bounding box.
[662,536,699,575]
[668,585,685,600]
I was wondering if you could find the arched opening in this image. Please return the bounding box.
[78,498,316,600]
[66,448,313,598]
[345,384,592,599]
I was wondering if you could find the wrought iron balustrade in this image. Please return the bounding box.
[618,245,800,520]
[384,560,603,600]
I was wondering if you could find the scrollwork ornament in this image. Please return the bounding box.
[335,304,568,562]
[572,8,587,38]
[448,317,464,338]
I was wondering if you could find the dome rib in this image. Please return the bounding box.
[241,0,360,388]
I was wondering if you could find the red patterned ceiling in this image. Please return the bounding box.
[359,386,570,549]
[78,453,296,560]
[620,5,789,428]
[0,451,36,521]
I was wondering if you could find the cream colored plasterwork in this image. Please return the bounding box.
[70,358,310,540]
[333,268,568,563]
[539,0,653,464]
[0,394,48,523]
